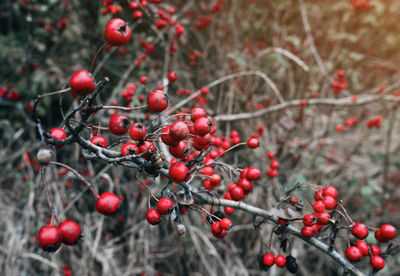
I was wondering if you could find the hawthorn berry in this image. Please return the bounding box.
[316,211,330,225]
[370,244,381,256]
[262,253,275,267]
[96,192,121,216]
[109,114,130,135]
[246,167,260,180]
[237,178,252,193]
[146,208,161,225]
[375,229,389,243]
[266,168,278,178]
[370,255,385,270]
[351,223,369,240]
[219,218,232,230]
[139,76,148,84]
[194,117,211,135]
[301,226,315,238]
[147,90,168,113]
[230,185,244,201]
[209,174,221,186]
[313,201,325,212]
[59,220,82,245]
[355,240,369,256]
[269,160,279,169]
[104,18,131,46]
[322,196,336,210]
[323,186,338,198]
[69,70,96,96]
[138,140,155,156]
[169,162,188,182]
[274,255,286,267]
[303,214,315,226]
[157,197,174,215]
[37,225,63,252]
[224,206,235,215]
[121,142,139,156]
[191,107,206,122]
[90,136,107,148]
[267,151,275,159]
[247,137,259,148]
[50,128,67,140]
[380,224,396,240]
[345,246,363,262]
[170,121,189,141]
[167,71,178,82]
[161,126,176,146]
[129,123,146,141]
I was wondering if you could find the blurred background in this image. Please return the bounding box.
[0,0,399,275]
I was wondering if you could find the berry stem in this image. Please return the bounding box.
[49,161,100,199]
[89,42,107,74]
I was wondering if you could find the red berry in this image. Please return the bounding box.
[211,221,222,234]
[169,141,188,158]
[212,228,227,238]
[323,186,338,198]
[266,168,278,178]
[139,76,148,84]
[161,125,176,146]
[237,178,252,193]
[146,208,161,225]
[90,136,107,148]
[193,133,211,146]
[96,192,121,216]
[301,226,314,238]
[129,2,139,10]
[380,224,396,240]
[370,244,381,256]
[224,206,235,215]
[316,211,330,225]
[219,218,232,230]
[200,87,209,95]
[51,128,67,140]
[104,18,131,46]
[167,71,178,82]
[370,255,385,270]
[314,189,324,201]
[210,174,221,186]
[375,229,389,243]
[121,142,139,156]
[157,197,174,215]
[303,214,315,226]
[109,114,130,135]
[230,185,244,201]
[58,220,82,245]
[138,140,155,156]
[37,225,63,252]
[132,10,143,20]
[313,200,325,212]
[169,162,188,182]
[147,90,168,113]
[247,137,259,148]
[129,123,146,141]
[170,121,189,141]
[345,246,363,262]
[355,240,369,256]
[322,196,336,210]
[194,117,211,136]
[267,151,275,159]
[246,167,260,180]
[274,255,286,267]
[69,70,96,96]
[351,223,369,240]
[262,253,275,267]
[191,107,206,122]
[269,160,279,169]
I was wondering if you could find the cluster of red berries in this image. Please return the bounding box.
[210,217,232,238]
[366,116,382,129]
[261,253,298,273]
[301,186,338,238]
[345,223,396,270]
[146,197,174,225]
[61,264,72,276]
[37,220,82,252]
[330,70,347,94]
[266,152,279,178]
[0,86,20,101]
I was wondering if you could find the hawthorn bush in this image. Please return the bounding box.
[0,0,399,275]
